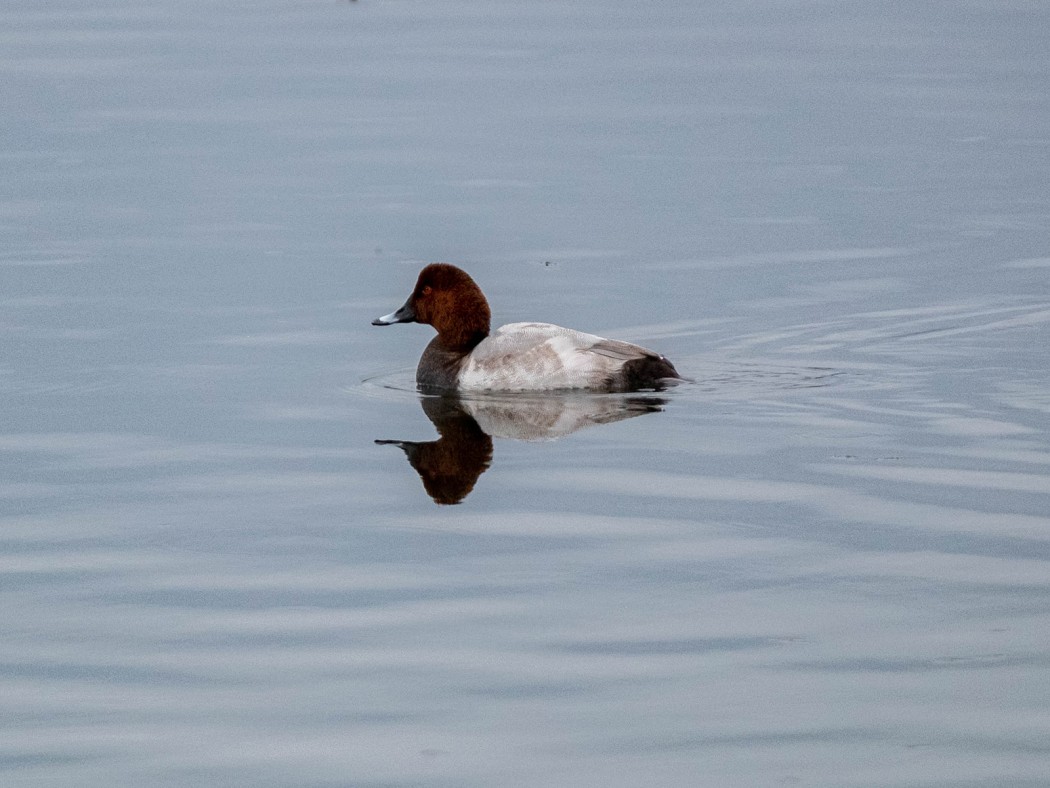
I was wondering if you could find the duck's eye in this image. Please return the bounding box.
[421,285,433,296]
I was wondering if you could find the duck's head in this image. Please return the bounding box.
[372,263,491,350]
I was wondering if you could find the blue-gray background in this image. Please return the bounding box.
[3,1,1050,785]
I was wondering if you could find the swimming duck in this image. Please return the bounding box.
[372,263,682,392]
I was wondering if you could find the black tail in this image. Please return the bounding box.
[617,354,682,392]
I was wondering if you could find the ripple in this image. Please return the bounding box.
[0,370,123,397]
[0,250,91,267]
[725,299,1050,357]
[355,368,421,401]
[358,360,843,404]
[677,360,844,400]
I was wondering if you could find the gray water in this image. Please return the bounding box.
[4,1,1050,785]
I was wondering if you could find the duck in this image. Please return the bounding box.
[372,263,682,392]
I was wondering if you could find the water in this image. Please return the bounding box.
[3,1,1050,785]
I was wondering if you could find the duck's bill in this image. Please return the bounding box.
[371,301,416,326]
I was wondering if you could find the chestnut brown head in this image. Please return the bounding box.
[372,264,491,350]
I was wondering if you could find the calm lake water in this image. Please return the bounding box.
[4,1,1050,785]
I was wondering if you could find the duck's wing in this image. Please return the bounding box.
[460,323,679,392]
[459,323,611,390]
[585,338,654,362]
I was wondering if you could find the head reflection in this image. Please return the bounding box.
[376,393,667,505]
[376,396,493,505]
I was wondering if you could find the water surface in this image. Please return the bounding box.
[3,1,1050,785]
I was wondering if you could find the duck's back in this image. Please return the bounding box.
[457,322,678,392]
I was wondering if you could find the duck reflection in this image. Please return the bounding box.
[376,396,494,505]
[376,393,667,504]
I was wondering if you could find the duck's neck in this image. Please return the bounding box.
[417,335,471,391]
[440,325,489,353]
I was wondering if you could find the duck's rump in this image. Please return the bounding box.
[457,322,679,392]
